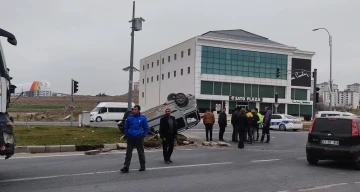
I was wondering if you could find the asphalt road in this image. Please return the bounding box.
[1,127,360,192]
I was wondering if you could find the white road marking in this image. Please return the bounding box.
[0,162,233,183]
[297,183,348,191]
[9,149,196,160]
[354,181,360,184]
[251,159,281,163]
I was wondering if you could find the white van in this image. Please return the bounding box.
[315,111,356,118]
[90,102,134,122]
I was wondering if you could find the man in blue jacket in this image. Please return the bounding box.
[121,105,149,173]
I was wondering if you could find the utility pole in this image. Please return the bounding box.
[124,1,144,111]
[312,69,317,120]
[70,78,74,126]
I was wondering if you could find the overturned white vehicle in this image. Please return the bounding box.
[118,93,201,135]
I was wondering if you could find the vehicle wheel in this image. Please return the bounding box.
[96,116,102,122]
[167,93,176,101]
[175,93,189,107]
[307,156,318,165]
[279,124,286,131]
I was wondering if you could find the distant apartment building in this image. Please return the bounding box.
[346,83,360,92]
[336,90,360,109]
[311,81,339,106]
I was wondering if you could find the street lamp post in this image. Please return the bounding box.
[312,28,333,111]
[125,1,145,111]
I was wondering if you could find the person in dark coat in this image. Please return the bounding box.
[261,107,272,143]
[234,108,248,149]
[159,108,178,164]
[218,108,227,141]
[251,109,260,142]
[231,108,238,142]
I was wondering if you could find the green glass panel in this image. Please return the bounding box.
[300,105,312,116]
[291,89,307,100]
[288,104,300,116]
[231,83,244,96]
[226,70,231,75]
[213,47,220,53]
[207,47,213,52]
[243,71,249,77]
[220,48,226,53]
[214,82,222,95]
[259,85,274,98]
[231,70,237,76]
[222,83,230,95]
[275,86,286,99]
[220,69,226,75]
[213,69,219,74]
[201,81,213,95]
[245,84,252,97]
[220,53,226,59]
[251,85,258,97]
[214,53,220,59]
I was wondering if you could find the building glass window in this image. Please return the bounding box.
[174,70,176,77]
[181,51,184,58]
[168,72,170,78]
[201,45,288,80]
[162,74,164,80]
[174,54,177,60]
[291,88,307,100]
[147,78,149,83]
[251,85,259,97]
[162,58,164,64]
[157,75,159,81]
[188,67,190,74]
[275,86,286,99]
[181,69,183,75]
[151,76,153,82]
[142,92,144,98]
[259,85,274,98]
[151,62,154,68]
[188,48,191,56]
[222,83,230,95]
[143,65,145,71]
[157,60,159,66]
[213,82,222,95]
[245,84,251,97]
[147,64,149,69]
[142,79,144,84]
[200,81,213,95]
[231,83,244,97]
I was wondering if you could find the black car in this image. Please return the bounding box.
[306,116,360,169]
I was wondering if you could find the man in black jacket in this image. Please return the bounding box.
[218,108,227,141]
[234,107,248,149]
[159,108,178,164]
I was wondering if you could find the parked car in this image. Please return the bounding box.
[315,111,355,118]
[269,114,303,131]
[306,116,360,170]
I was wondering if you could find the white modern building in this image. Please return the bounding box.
[336,90,360,109]
[12,80,52,97]
[346,83,360,93]
[139,29,315,116]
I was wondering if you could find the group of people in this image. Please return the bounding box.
[202,107,272,149]
[120,105,178,173]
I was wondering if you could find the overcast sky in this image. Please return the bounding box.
[1,0,359,96]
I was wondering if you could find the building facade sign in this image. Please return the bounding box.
[291,58,312,87]
[292,100,311,104]
[229,96,262,102]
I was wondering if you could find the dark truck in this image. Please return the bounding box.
[306,116,360,170]
[118,93,201,136]
[0,28,17,160]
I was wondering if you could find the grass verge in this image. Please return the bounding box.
[13,125,162,147]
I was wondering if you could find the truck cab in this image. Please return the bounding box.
[0,28,17,159]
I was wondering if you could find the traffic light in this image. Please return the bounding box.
[73,80,79,94]
[315,87,320,103]
[275,92,278,103]
[276,68,280,78]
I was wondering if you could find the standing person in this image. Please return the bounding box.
[231,108,238,142]
[254,108,263,142]
[245,109,254,144]
[261,107,272,143]
[203,109,215,142]
[234,108,248,148]
[218,108,227,141]
[121,105,149,173]
[251,109,260,142]
[159,108,178,164]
